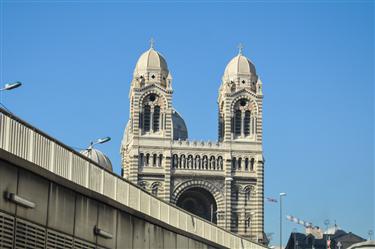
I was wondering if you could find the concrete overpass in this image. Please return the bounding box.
[0,108,267,249]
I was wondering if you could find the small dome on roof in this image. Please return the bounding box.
[172,109,188,140]
[134,47,168,76]
[80,148,113,172]
[223,53,257,79]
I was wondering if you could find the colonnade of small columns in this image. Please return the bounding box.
[139,153,163,167]
[172,154,224,171]
[231,157,255,171]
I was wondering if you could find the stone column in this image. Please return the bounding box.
[241,110,245,137]
[254,155,264,242]
[128,148,139,184]
[224,155,233,231]
[162,152,172,202]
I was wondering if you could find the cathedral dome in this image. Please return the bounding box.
[80,148,113,172]
[134,47,169,76]
[172,109,188,140]
[223,53,257,81]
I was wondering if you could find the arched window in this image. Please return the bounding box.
[141,94,163,134]
[232,157,236,170]
[244,111,251,136]
[172,154,178,168]
[158,154,163,167]
[187,155,193,169]
[245,158,249,171]
[217,156,223,170]
[232,98,254,138]
[195,155,201,169]
[152,185,158,196]
[180,155,186,169]
[202,156,208,169]
[139,153,144,167]
[143,105,151,132]
[210,156,216,170]
[153,154,157,167]
[234,110,241,136]
[153,106,160,132]
[145,153,150,166]
[250,158,255,171]
[238,158,242,170]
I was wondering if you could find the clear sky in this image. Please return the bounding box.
[1,1,373,246]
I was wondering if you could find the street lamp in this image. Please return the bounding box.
[280,192,287,249]
[0,81,22,112]
[0,81,22,91]
[87,137,111,150]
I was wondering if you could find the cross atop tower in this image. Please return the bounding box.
[237,43,244,55]
[150,37,155,49]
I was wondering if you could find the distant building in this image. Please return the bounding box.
[120,44,265,242]
[347,240,375,249]
[285,227,366,249]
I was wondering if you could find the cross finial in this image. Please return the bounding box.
[150,37,155,49]
[237,43,244,55]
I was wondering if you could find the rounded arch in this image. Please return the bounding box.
[171,180,225,210]
[230,95,259,116]
[139,90,169,109]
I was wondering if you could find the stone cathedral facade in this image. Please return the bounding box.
[121,44,265,243]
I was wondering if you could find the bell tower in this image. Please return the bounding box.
[218,45,263,142]
[218,46,265,241]
[121,42,174,198]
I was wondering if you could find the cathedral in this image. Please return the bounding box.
[120,43,265,243]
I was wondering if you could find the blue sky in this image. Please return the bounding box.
[1,1,373,246]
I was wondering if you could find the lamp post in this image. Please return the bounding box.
[0,82,22,112]
[0,81,22,91]
[280,192,287,249]
[87,137,111,151]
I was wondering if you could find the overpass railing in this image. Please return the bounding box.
[0,108,266,249]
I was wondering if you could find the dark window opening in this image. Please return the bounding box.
[244,111,251,136]
[234,110,241,135]
[143,105,151,132]
[153,106,160,132]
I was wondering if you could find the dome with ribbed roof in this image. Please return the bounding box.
[172,109,188,140]
[133,47,169,76]
[80,148,113,172]
[223,53,257,79]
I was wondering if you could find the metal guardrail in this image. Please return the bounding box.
[0,108,266,249]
